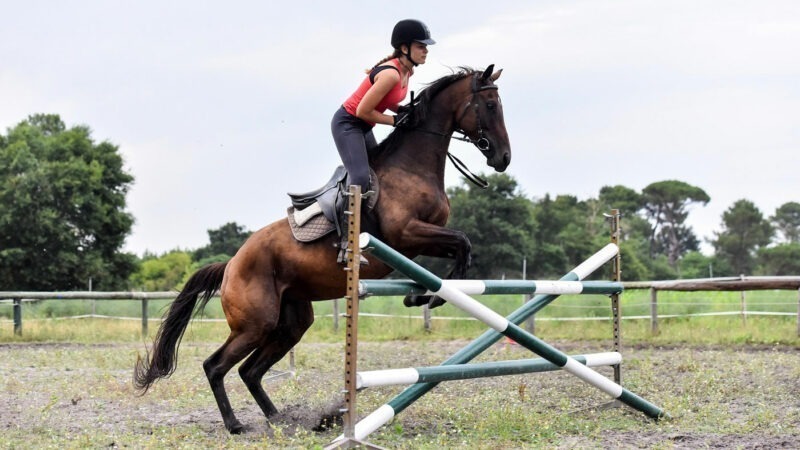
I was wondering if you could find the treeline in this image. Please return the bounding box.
[443,174,800,281]
[135,173,799,288]
[2,115,799,291]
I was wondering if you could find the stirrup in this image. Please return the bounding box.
[336,245,369,266]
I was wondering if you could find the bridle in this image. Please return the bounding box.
[451,73,499,154]
[410,72,500,188]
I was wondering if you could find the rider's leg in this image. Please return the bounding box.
[331,106,371,192]
[331,107,372,263]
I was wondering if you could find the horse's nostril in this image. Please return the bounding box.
[503,153,510,166]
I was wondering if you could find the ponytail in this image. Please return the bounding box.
[365,49,403,73]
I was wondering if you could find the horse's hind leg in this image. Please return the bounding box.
[238,299,315,420]
[203,331,263,434]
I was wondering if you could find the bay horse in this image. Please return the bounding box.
[134,65,511,433]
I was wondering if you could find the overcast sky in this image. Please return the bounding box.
[2,1,798,256]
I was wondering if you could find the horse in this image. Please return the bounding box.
[133,65,511,433]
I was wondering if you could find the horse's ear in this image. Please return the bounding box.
[481,64,495,81]
[490,68,503,81]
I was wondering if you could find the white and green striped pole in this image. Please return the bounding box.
[357,352,622,388]
[360,279,623,297]
[345,233,666,441]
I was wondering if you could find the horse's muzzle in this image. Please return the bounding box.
[488,146,511,172]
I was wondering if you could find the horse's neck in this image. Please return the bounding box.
[375,88,462,190]
[376,132,449,189]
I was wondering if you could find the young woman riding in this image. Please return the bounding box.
[331,19,436,193]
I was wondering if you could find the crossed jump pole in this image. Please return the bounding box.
[341,242,633,443]
[328,188,667,448]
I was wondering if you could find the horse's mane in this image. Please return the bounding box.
[371,67,477,161]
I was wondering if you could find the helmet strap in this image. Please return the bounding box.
[401,44,419,67]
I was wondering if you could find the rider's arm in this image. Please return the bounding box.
[355,69,400,126]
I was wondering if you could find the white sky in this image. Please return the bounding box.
[2,1,798,255]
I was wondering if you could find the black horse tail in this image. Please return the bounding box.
[134,262,228,393]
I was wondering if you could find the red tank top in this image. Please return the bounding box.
[342,59,409,126]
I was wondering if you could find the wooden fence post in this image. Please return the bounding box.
[333,298,339,332]
[739,274,747,325]
[524,294,535,334]
[13,298,22,336]
[650,287,658,335]
[423,304,431,331]
[796,287,799,338]
[141,298,149,336]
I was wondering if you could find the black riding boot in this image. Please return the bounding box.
[336,191,378,265]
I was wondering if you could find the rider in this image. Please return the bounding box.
[332,19,435,194]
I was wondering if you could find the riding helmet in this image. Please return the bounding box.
[391,19,436,49]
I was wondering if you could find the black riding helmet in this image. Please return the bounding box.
[391,19,435,66]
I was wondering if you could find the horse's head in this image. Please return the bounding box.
[373,66,511,174]
[452,65,511,172]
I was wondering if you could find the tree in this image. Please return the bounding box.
[757,244,800,275]
[530,193,612,278]
[641,180,709,267]
[446,173,536,279]
[193,222,252,260]
[598,185,645,217]
[678,251,714,279]
[129,251,192,291]
[0,114,135,290]
[771,202,800,244]
[712,199,773,275]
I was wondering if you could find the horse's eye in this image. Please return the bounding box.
[487,101,497,111]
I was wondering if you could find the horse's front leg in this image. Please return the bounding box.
[389,219,472,309]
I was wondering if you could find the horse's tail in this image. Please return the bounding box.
[133,261,228,393]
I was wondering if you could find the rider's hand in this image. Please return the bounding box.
[393,105,413,128]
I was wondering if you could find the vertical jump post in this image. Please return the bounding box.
[325,185,384,450]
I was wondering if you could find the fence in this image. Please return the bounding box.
[622,276,800,336]
[2,277,800,337]
[0,291,176,336]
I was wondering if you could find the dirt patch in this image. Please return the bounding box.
[2,340,799,448]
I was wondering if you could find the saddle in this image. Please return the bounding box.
[286,166,378,243]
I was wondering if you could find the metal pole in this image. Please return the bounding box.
[326,185,382,450]
[13,298,22,336]
[608,209,622,385]
[342,186,362,443]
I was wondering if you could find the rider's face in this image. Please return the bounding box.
[409,42,428,65]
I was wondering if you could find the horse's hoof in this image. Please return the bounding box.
[227,421,246,434]
[428,296,446,309]
[404,295,433,307]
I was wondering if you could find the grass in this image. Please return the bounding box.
[2,340,798,448]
